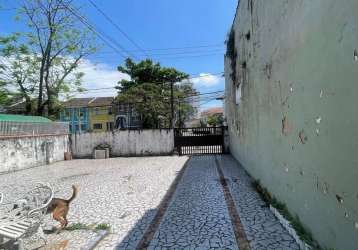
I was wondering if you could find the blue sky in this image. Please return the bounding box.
[0,0,238,110]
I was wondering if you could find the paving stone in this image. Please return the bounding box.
[1,154,302,249]
[216,155,300,250]
[148,156,239,249]
[0,156,188,250]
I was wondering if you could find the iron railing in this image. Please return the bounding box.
[0,121,69,137]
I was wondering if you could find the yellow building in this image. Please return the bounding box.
[88,97,115,132]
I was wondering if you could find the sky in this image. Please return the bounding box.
[0,0,238,110]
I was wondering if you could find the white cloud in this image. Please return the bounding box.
[191,73,222,87]
[75,59,129,97]
[1,55,127,98]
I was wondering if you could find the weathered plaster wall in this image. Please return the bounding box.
[71,129,174,158]
[225,0,358,249]
[0,135,69,173]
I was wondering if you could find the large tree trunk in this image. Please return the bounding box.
[37,56,47,115]
[24,96,32,115]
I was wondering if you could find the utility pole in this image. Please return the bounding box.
[170,81,174,128]
[178,100,181,128]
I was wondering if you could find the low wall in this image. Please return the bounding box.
[71,129,174,158]
[0,135,69,174]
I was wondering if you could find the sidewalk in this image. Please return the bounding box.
[0,155,300,249]
[130,155,299,250]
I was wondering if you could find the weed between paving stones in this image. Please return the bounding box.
[64,223,111,232]
[251,180,323,250]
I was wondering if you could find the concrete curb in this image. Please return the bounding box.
[269,205,312,250]
[80,230,109,250]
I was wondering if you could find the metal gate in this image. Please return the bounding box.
[174,127,225,155]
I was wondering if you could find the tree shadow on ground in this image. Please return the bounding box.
[115,158,191,250]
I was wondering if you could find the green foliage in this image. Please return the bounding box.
[206,114,224,127]
[65,222,111,232]
[226,28,237,84]
[0,90,9,106]
[0,0,97,117]
[116,59,196,128]
[94,223,111,231]
[199,119,207,127]
[65,223,91,231]
[0,33,40,114]
[117,58,189,93]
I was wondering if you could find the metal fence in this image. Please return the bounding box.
[174,127,225,155]
[0,121,69,137]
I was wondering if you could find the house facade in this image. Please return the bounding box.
[112,102,142,129]
[200,107,224,126]
[60,97,143,133]
[60,98,92,133]
[88,97,115,132]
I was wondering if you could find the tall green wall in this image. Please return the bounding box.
[224,1,358,249]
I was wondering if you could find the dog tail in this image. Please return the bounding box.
[67,185,78,203]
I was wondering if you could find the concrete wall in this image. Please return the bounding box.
[71,129,174,158]
[225,1,358,249]
[0,135,69,173]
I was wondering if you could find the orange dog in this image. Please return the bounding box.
[47,185,78,230]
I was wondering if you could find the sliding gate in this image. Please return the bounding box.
[174,127,225,155]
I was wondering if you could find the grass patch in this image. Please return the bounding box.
[94,223,111,231]
[64,222,111,232]
[65,223,91,231]
[251,180,322,249]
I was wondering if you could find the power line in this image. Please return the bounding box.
[74,87,223,99]
[157,53,224,60]
[181,94,224,104]
[175,91,225,102]
[90,48,225,57]
[87,52,224,62]
[74,72,224,91]
[77,72,223,82]
[0,7,17,11]
[116,43,225,52]
[61,2,138,60]
[87,0,149,58]
[73,91,223,108]
[62,3,126,59]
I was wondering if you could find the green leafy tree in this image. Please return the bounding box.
[0,34,40,114]
[204,113,224,127]
[0,0,96,117]
[0,85,9,107]
[116,59,196,128]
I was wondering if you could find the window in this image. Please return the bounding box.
[79,111,84,118]
[69,124,72,132]
[94,108,100,115]
[93,123,102,130]
[108,107,113,115]
[106,122,114,131]
[81,124,86,131]
[132,114,140,122]
[64,110,70,119]
[75,125,79,131]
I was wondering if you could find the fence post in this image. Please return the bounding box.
[221,126,225,154]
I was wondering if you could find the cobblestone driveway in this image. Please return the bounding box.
[0,155,299,249]
[0,156,188,249]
